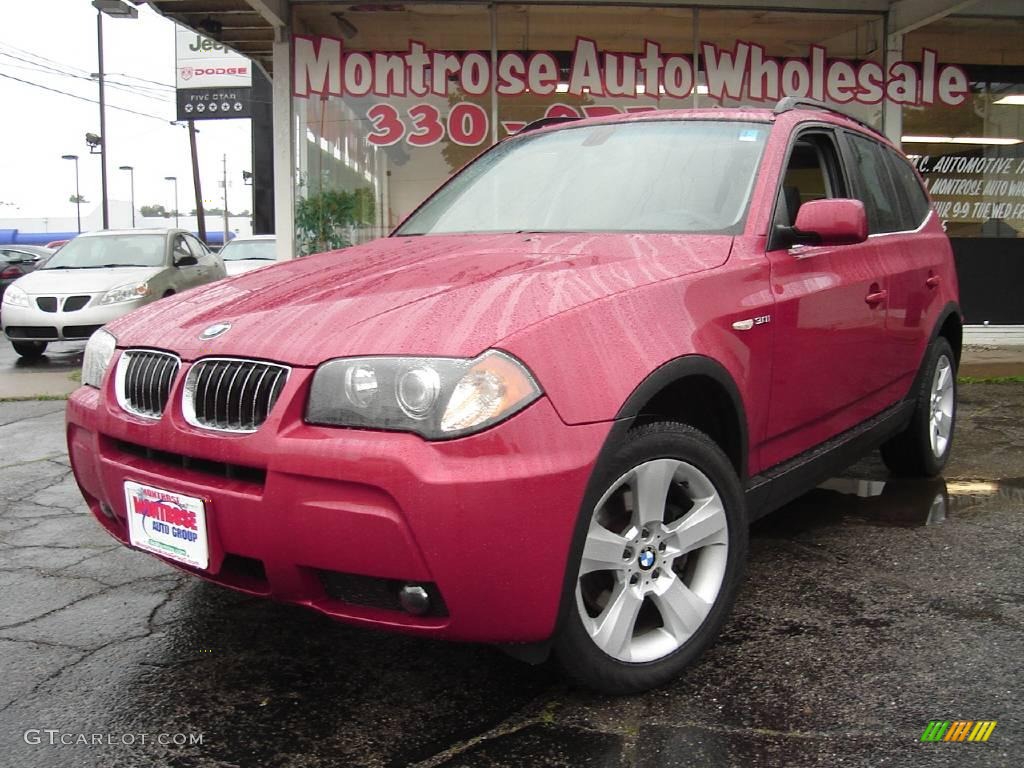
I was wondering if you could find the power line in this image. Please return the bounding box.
[0,53,173,103]
[0,71,170,123]
[104,71,176,90]
[0,40,94,78]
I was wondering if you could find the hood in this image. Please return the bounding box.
[15,266,162,295]
[107,233,732,366]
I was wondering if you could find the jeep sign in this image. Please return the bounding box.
[175,25,252,89]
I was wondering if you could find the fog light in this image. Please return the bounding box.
[398,584,430,615]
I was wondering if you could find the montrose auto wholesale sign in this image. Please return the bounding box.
[175,26,252,121]
[293,36,970,147]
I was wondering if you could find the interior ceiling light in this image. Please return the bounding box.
[993,94,1024,105]
[901,135,1022,145]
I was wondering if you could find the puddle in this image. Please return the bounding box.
[756,476,1024,534]
[817,476,1024,526]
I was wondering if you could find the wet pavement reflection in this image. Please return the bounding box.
[0,339,84,372]
[2,383,1023,767]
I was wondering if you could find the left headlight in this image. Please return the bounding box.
[306,349,542,439]
[82,329,117,388]
[2,284,28,307]
[100,281,150,305]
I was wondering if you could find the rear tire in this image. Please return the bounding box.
[881,337,956,477]
[555,422,747,695]
[12,340,47,359]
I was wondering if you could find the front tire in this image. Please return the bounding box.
[881,337,956,477]
[12,340,47,359]
[555,422,747,695]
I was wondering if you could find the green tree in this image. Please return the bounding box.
[140,204,169,217]
[69,194,88,204]
[295,187,376,255]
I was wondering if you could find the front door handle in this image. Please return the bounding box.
[926,275,941,289]
[865,288,888,307]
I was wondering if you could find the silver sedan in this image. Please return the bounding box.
[1,228,226,359]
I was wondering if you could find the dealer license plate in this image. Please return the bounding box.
[124,481,209,570]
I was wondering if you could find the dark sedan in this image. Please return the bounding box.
[1,245,54,299]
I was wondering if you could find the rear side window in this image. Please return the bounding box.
[883,147,931,229]
[846,133,903,234]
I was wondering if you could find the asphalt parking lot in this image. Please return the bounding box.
[0,381,1021,767]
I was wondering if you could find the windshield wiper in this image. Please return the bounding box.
[95,263,151,268]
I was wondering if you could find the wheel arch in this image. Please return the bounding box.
[614,355,749,482]
[934,302,963,369]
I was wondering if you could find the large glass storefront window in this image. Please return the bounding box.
[900,19,1024,238]
[290,3,1021,250]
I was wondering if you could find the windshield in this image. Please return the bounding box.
[397,120,769,236]
[219,239,275,261]
[42,234,166,269]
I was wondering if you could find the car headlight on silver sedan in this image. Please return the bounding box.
[2,284,29,307]
[100,281,151,305]
[306,349,542,439]
[82,329,117,388]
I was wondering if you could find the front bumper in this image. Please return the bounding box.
[66,358,610,643]
[3,297,142,341]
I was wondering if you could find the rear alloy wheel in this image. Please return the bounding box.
[881,337,956,477]
[556,422,747,694]
[12,340,47,359]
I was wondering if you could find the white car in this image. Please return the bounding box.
[219,234,276,276]
[1,228,226,359]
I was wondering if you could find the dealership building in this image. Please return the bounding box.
[148,0,1024,334]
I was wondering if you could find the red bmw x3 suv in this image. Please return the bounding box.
[67,99,960,694]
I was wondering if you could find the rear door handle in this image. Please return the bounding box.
[926,275,941,289]
[865,289,888,307]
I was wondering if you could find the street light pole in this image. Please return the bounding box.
[92,0,138,231]
[61,154,81,233]
[119,165,135,227]
[165,176,179,227]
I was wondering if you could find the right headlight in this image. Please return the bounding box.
[81,329,117,388]
[2,284,28,307]
[306,349,542,439]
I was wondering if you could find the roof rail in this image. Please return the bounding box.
[773,97,885,138]
[518,116,582,134]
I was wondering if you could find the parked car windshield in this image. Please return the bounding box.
[397,120,769,236]
[219,239,275,261]
[41,234,166,269]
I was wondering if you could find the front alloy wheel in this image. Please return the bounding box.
[557,422,747,694]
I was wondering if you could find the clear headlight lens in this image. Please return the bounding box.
[306,349,541,439]
[82,329,117,388]
[100,281,150,305]
[2,284,28,307]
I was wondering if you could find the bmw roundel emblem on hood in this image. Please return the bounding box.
[199,322,232,340]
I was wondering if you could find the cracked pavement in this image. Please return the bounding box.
[0,385,1022,767]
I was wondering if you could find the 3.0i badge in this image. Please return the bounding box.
[199,322,232,340]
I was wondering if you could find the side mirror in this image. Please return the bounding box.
[790,199,868,247]
[174,255,199,267]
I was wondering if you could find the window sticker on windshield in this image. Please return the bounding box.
[738,129,762,142]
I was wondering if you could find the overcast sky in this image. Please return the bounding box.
[0,0,252,225]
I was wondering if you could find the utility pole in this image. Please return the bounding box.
[222,153,229,247]
[189,121,206,243]
[96,10,109,229]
